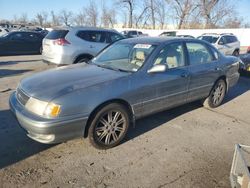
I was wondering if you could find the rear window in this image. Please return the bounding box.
[77,30,106,43]
[198,36,219,44]
[45,30,68,40]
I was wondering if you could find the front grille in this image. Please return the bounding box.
[16,88,30,106]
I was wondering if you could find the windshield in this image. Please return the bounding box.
[92,43,156,72]
[198,36,219,44]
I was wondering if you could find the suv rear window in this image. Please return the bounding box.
[45,30,68,39]
[198,36,219,44]
[77,30,106,43]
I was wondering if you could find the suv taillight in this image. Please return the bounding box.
[53,38,70,46]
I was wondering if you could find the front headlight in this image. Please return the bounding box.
[44,103,61,118]
[25,97,61,118]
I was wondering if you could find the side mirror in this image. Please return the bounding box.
[147,64,167,74]
[218,41,224,45]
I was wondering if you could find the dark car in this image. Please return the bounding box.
[0,31,44,55]
[10,37,240,149]
[176,35,195,38]
[121,30,148,38]
[159,31,176,37]
[240,53,250,72]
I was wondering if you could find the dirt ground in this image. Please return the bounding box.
[0,55,250,188]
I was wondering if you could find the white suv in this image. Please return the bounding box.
[42,27,124,65]
[198,33,240,56]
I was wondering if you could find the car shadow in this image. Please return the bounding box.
[0,60,41,66]
[223,77,250,104]
[0,69,32,78]
[0,109,55,169]
[126,102,202,142]
[126,77,250,143]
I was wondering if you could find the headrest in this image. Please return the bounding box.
[135,51,145,61]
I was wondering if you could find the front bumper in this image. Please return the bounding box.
[9,92,88,144]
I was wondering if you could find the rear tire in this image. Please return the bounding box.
[75,57,91,64]
[88,103,130,149]
[203,79,226,108]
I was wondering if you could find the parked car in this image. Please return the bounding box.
[0,28,9,36]
[239,53,250,72]
[10,37,240,149]
[0,31,44,55]
[159,31,176,37]
[42,27,125,65]
[176,35,195,38]
[121,30,148,38]
[197,33,240,56]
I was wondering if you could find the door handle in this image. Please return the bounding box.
[181,72,189,78]
[215,67,221,71]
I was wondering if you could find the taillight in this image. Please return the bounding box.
[53,38,70,46]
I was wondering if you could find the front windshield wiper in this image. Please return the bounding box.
[95,63,134,73]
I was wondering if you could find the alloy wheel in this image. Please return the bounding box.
[95,110,126,145]
[211,82,225,106]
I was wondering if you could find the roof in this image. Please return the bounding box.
[118,36,199,45]
[201,33,235,36]
[52,26,118,32]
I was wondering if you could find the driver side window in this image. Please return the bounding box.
[10,33,24,40]
[153,42,185,69]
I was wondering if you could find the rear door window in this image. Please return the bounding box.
[219,36,226,45]
[45,30,68,40]
[9,33,26,40]
[107,32,124,43]
[25,33,40,42]
[224,36,232,44]
[186,42,213,65]
[77,30,107,43]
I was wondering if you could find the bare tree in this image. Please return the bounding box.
[74,9,86,26]
[60,9,73,26]
[51,11,60,26]
[85,0,98,27]
[134,2,150,28]
[36,13,44,27]
[118,0,135,28]
[155,0,168,29]
[169,0,199,29]
[199,0,219,28]
[223,17,242,28]
[199,0,235,28]
[35,11,48,27]
[149,0,156,29]
[121,10,128,28]
[19,13,28,24]
[101,4,117,28]
[12,15,18,24]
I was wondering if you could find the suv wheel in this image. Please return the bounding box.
[88,103,130,149]
[75,57,91,64]
[233,50,239,56]
[203,79,226,108]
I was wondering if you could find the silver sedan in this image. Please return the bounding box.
[9,37,240,149]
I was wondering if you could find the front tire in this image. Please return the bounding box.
[88,103,130,149]
[203,79,226,108]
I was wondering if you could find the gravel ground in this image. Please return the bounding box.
[0,55,250,188]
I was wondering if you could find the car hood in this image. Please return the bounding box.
[20,63,129,101]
